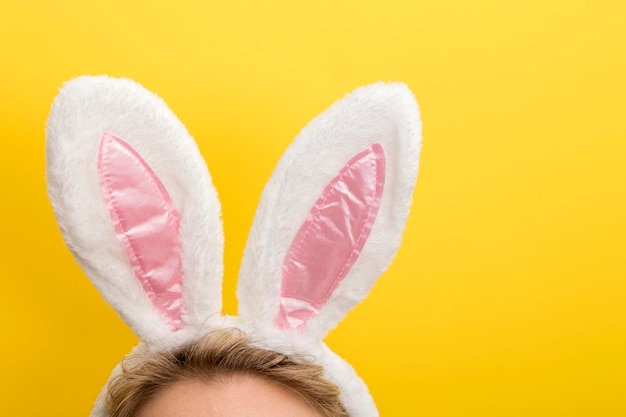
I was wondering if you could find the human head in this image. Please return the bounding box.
[106,328,348,417]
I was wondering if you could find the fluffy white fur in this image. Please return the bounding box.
[46,76,422,417]
[236,82,421,416]
[237,82,422,339]
[46,76,225,349]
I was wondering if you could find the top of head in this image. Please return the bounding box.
[45,76,421,417]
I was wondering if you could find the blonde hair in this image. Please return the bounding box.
[106,328,348,417]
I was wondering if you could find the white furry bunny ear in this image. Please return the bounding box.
[46,76,224,349]
[237,82,421,339]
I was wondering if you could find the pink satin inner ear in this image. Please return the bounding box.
[98,133,185,331]
[276,143,386,330]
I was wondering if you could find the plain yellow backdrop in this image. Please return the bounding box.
[1,1,625,416]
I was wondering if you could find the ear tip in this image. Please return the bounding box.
[353,80,418,100]
[48,76,167,139]
[60,74,130,88]
[56,75,109,97]
[50,76,113,118]
[54,75,157,107]
[344,82,421,126]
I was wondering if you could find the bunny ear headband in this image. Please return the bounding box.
[46,76,421,417]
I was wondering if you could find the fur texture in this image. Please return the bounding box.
[237,82,421,340]
[46,76,422,417]
[47,76,225,349]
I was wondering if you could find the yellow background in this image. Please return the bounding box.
[1,1,625,416]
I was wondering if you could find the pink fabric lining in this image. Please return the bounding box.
[276,144,386,330]
[98,133,185,331]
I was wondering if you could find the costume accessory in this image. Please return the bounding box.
[46,76,421,416]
